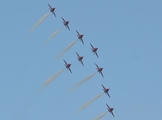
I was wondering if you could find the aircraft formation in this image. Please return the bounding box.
[25,3,115,120]
[48,3,115,119]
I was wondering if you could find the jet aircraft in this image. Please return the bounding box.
[106,103,115,117]
[101,84,110,98]
[76,30,84,44]
[95,63,104,77]
[90,43,98,57]
[76,52,84,66]
[62,17,70,31]
[48,4,56,17]
[63,60,72,73]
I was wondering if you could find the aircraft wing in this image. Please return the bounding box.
[101,84,105,89]
[100,71,104,77]
[106,103,110,109]
[95,51,99,58]
[80,60,84,66]
[111,112,115,117]
[76,52,80,57]
[68,68,72,73]
[66,25,70,31]
[107,92,110,98]
[76,30,80,35]
[95,63,99,68]
[61,17,65,22]
[90,43,94,48]
[63,59,67,64]
[81,39,84,44]
[48,4,52,8]
[53,12,56,17]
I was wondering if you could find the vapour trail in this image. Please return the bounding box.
[42,26,63,48]
[44,68,65,86]
[30,12,50,33]
[56,39,78,60]
[69,72,97,92]
[80,92,104,110]
[94,112,108,120]
[21,12,50,43]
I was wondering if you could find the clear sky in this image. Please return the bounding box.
[0,0,162,120]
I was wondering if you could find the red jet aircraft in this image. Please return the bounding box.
[101,84,110,98]
[90,43,98,57]
[62,17,70,31]
[63,60,72,73]
[106,104,115,117]
[76,30,84,44]
[48,4,56,17]
[76,52,84,66]
[95,63,104,77]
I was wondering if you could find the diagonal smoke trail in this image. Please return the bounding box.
[80,92,104,110]
[44,68,65,86]
[42,26,64,48]
[69,72,97,92]
[94,112,108,120]
[56,39,78,60]
[22,13,50,42]
[30,12,50,33]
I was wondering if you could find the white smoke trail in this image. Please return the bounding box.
[80,92,104,110]
[42,26,63,47]
[44,68,65,86]
[69,72,97,92]
[94,112,108,120]
[30,12,50,32]
[56,39,78,60]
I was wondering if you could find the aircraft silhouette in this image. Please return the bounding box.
[101,84,110,98]
[62,17,70,31]
[90,43,98,57]
[63,60,72,73]
[106,103,115,117]
[76,52,84,66]
[48,4,56,17]
[76,30,84,44]
[95,63,104,77]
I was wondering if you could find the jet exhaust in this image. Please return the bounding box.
[42,26,63,47]
[56,39,78,60]
[69,72,97,92]
[94,112,108,120]
[80,92,104,110]
[30,12,50,32]
[44,68,65,86]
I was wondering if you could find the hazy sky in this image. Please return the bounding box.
[0,0,162,120]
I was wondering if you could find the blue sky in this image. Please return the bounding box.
[0,0,162,120]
